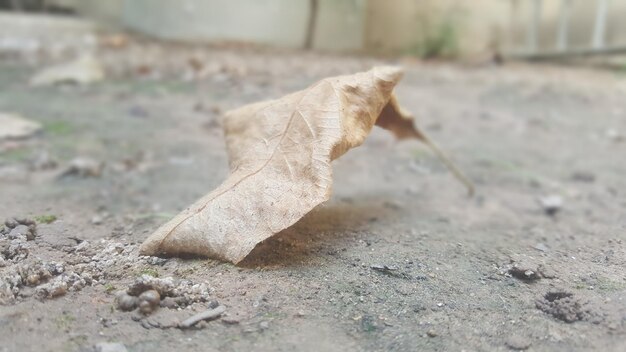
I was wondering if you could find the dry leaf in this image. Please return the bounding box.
[140,66,472,263]
[30,55,104,86]
[0,113,42,140]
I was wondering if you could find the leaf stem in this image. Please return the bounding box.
[417,130,475,196]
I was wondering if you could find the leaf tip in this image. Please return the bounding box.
[372,66,404,83]
[138,238,159,257]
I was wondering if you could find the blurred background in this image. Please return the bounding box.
[2,0,626,59]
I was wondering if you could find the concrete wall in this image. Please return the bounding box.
[119,0,366,51]
[509,0,626,53]
[74,0,123,27]
[313,0,366,51]
[0,11,97,55]
[48,0,123,26]
[62,0,626,56]
[366,0,626,56]
[121,0,310,47]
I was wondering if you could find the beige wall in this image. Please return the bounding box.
[313,0,366,51]
[365,0,626,56]
[365,0,510,56]
[64,0,626,56]
[509,0,626,53]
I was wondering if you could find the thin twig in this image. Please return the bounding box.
[178,305,226,329]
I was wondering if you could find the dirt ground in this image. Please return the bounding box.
[1,39,625,352]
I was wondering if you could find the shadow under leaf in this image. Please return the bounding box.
[239,199,393,268]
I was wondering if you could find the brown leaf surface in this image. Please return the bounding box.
[140,66,471,263]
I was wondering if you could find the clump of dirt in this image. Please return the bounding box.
[0,218,157,304]
[0,240,134,304]
[1,216,216,331]
[115,274,213,314]
[507,266,541,282]
[1,218,37,240]
[0,218,37,266]
[535,291,594,323]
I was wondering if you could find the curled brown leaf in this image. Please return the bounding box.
[140,66,472,263]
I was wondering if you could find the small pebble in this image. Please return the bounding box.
[116,293,138,311]
[147,257,167,266]
[61,157,104,178]
[427,329,438,337]
[505,335,531,350]
[537,264,556,279]
[138,301,152,314]
[47,282,68,297]
[222,317,240,325]
[4,218,18,228]
[127,275,175,296]
[138,290,160,314]
[8,225,30,239]
[140,319,152,329]
[25,229,36,241]
[539,195,563,216]
[17,218,35,226]
[91,215,103,225]
[26,274,40,286]
[508,267,541,282]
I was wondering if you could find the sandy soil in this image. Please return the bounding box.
[1,40,625,352]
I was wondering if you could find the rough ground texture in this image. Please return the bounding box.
[1,39,625,351]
